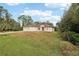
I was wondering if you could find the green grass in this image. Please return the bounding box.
[0,32,79,56]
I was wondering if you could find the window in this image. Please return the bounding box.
[38,27,40,30]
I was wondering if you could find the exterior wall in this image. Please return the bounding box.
[23,27,41,31]
[44,27,54,32]
[23,27,54,32]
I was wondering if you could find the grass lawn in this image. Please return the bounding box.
[0,32,79,56]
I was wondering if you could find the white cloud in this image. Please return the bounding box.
[21,9,53,17]
[6,3,20,6]
[44,3,71,10]
[45,3,67,7]
[21,9,61,26]
[39,16,61,26]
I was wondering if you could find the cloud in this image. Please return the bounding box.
[45,3,71,7]
[21,9,53,17]
[39,16,61,26]
[21,9,61,26]
[44,3,71,10]
[6,3,20,6]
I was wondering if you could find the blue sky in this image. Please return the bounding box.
[0,3,71,26]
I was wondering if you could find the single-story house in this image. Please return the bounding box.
[23,23,54,32]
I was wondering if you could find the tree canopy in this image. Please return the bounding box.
[0,6,21,31]
[58,3,79,33]
[18,15,33,27]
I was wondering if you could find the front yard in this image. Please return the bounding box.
[0,32,78,56]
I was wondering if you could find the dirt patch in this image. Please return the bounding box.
[60,41,78,56]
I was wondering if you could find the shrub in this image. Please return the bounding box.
[61,31,79,45]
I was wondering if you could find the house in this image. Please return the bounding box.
[23,23,54,32]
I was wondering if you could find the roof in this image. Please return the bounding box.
[23,23,54,28]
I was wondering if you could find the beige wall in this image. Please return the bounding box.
[44,27,54,32]
[23,27,39,31]
[23,27,54,32]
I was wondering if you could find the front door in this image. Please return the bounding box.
[42,27,44,31]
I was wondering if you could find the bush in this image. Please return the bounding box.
[61,32,69,41]
[61,31,79,45]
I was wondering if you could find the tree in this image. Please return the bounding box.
[58,3,79,33]
[5,10,12,21]
[0,6,21,31]
[27,16,33,25]
[34,21,40,25]
[18,15,33,27]
[0,6,4,18]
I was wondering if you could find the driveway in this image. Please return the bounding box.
[0,31,23,35]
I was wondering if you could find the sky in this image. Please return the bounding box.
[0,3,71,26]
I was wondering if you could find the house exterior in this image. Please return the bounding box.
[23,23,54,32]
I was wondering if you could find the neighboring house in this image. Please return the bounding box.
[23,23,54,32]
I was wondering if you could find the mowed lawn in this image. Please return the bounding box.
[0,32,79,56]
